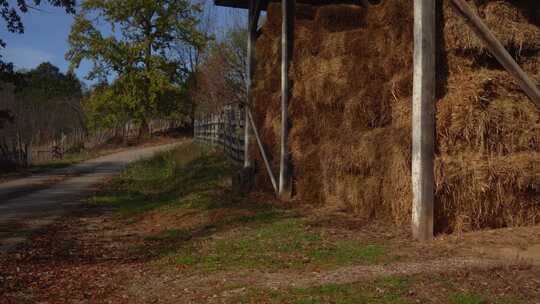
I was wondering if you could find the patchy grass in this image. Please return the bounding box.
[4,141,540,303]
[160,215,394,272]
[30,154,87,171]
[235,278,414,304]
[144,229,192,242]
[82,141,538,303]
[0,136,180,181]
[449,294,522,304]
[450,293,487,304]
[90,142,396,272]
[231,275,529,304]
[89,143,234,217]
[0,153,85,180]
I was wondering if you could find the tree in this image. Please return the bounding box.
[20,62,82,100]
[0,62,84,144]
[190,26,247,113]
[82,71,187,133]
[0,0,76,76]
[173,0,215,81]
[66,0,206,134]
[0,109,13,129]
[18,62,84,132]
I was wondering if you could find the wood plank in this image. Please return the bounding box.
[214,0,362,10]
[247,108,279,194]
[412,0,435,241]
[279,0,294,200]
[244,0,256,168]
[250,0,262,32]
[450,0,540,110]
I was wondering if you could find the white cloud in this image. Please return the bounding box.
[2,46,56,70]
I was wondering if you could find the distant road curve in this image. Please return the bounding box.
[0,141,184,251]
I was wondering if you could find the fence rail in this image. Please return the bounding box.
[194,106,245,163]
[0,119,182,168]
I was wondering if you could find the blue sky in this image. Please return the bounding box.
[0,1,247,84]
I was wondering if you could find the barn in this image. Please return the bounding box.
[210,0,540,240]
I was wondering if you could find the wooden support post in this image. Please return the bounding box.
[250,0,262,32]
[279,0,294,200]
[412,0,435,241]
[244,0,257,168]
[450,0,540,110]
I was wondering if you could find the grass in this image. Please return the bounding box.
[232,278,527,304]
[88,141,533,303]
[450,294,487,304]
[30,154,86,171]
[0,153,85,180]
[236,278,415,304]
[90,143,233,217]
[90,142,395,272]
[0,143,138,180]
[162,216,392,272]
[449,294,523,304]
[144,229,192,242]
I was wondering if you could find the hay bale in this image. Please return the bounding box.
[436,69,540,155]
[443,0,540,54]
[314,5,367,32]
[436,152,540,232]
[252,0,540,232]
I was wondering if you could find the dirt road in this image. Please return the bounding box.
[0,142,182,251]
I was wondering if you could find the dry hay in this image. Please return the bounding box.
[250,0,540,233]
[444,0,540,55]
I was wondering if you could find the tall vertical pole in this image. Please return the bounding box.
[244,0,256,168]
[412,0,435,241]
[279,0,294,200]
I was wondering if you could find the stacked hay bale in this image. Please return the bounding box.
[250,0,540,233]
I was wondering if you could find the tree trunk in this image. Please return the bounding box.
[138,119,151,139]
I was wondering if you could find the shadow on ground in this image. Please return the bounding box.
[2,142,540,304]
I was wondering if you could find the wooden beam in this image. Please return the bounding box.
[450,0,540,110]
[244,0,257,168]
[214,0,363,10]
[247,108,278,194]
[412,0,435,241]
[255,28,263,40]
[359,0,370,7]
[279,0,294,200]
[249,0,262,33]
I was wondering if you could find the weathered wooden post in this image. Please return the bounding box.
[235,0,262,191]
[244,0,257,169]
[279,0,295,200]
[26,142,32,166]
[412,0,435,241]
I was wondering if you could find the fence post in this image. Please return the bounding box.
[243,0,259,170]
[27,141,32,166]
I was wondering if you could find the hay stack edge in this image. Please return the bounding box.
[250,0,540,233]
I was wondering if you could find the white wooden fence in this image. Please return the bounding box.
[194,106,245,163]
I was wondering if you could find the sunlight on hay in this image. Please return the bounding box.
[250,0,540,233]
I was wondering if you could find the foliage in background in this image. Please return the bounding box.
[189,26,247,114]
[0,0,76,77]
[67,0,207,134]
[82,71,187,132]
[0,109,13,129]
[0,62,84,144]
